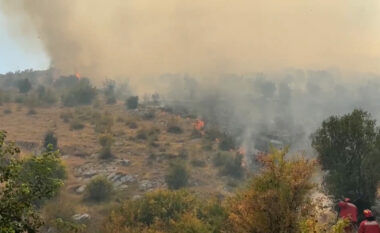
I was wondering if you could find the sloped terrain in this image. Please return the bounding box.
[0,102,244,231]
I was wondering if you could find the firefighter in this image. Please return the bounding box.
[358,209,380,233]
[338,198,358,232]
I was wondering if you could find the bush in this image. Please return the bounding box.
[142,111,155,120]
[3,108,12,114]
[84,176,113,202]
[17,78,32,93]
[191,159,206,167]
[220,154,244,178]
[167,119,183,134]
[136,127,159,141]
[43,131,58,150]
[226,148,316,233]
[126,121,138,129]
[99,134,114,159]
[102,190,227,233]
[218,134,236,151]
[103,80,117,104]
[36,85,57,106]
[27,108,37,115]
[165,162,189,190]
[125,96,139,109]
[70,118,85,130]
[213,152,244,178]
[62,79,97,107]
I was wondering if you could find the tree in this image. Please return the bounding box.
[43,131,58,151]
[61,79,97,107]
[226,148,316,233]
[17,78,32,93]
[165,162,189,190]
[103,79,117,104]
[311,109,380,209]
[125,96,139,110]
[0,130,65,233]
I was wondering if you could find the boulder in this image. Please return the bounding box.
[72,213,91,222]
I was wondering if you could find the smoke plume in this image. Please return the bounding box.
[2,0,380,85]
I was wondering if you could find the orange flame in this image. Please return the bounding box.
[75,72,81,79]
[193,119,205,131]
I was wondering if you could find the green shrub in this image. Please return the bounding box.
[136,129,148,140]
[218,134,236,151]
[27,108,37,115]
[36,85,57,106]
[17,78,32,93]
[142,111,155,120]
[168,125,183,134]
[165,162,189,190]
[103,80,117,104]
[125,96,138,109]
[85,176,113,202]
[213,152,244,178]
[102,190,227,233]
[167,119,183,134]
[99,134,114,159]
[62,79,97,107]
[220,154,244,178]
[212,152,229,167]
[70,118,85,130]
[3,108,12,114]
[43,131,58,151]
[126,121,138,129]
[191,159,206,167]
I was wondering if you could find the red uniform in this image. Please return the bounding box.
[338,201,358,223]
[358,220,380,233]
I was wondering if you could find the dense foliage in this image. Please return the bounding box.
[85,176,113,202]
[62,79,97,107]
[43,131,58,151]
[102,190,227,233]
[126,96,139,109]
[165,162,189,190]
[0,130,65,233]
[226,148,316,233]
[312,109,380,209]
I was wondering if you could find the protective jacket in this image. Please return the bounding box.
[338,201,358,223]
[358,219,380,233]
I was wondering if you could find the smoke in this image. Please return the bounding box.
[3,0,380,160]
[2,0,380,85]
[157,70,380,159]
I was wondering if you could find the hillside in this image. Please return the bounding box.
[0,102,244,231]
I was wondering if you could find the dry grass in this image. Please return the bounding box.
[0,102,235,232]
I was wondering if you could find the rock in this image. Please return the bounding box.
[82,169,98,178]
[139,180,154,191]
[118,159,131,166]
[120,174,136,183]
[114,141,124,147]
[119,184,128,190]
[75,185,86,194]
[72,213,91,222]
[132,194,142,200]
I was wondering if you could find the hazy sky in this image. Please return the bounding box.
[0,11,49,74]
[1,0,380,79]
